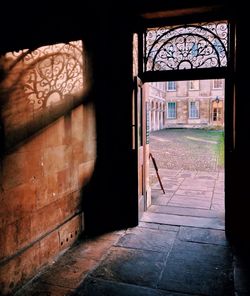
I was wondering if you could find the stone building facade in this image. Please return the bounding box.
[147,79,224,131]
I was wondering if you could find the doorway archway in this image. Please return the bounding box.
[134,18,235,234]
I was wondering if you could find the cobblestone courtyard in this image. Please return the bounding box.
[149,128,224,172]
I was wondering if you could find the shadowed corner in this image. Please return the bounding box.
[230,237,250,295]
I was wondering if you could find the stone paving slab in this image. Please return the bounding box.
[215,179,224,185]
[181,178,216,187]
[149,205,222,218]
[175,188,213,198]
[211,204,224,211]
[213,192,224,199]
[161,177,185,183]
[179,184,215,191]
[152,189,174,198]
[214,188,224,193]
[196,172,219,179]
[156,169,181,177]
[178,226,228,246]
[138,221,160,230]
[158,224,180,232]
[158,240,234,296]
[168,200,211,210]
[153,183,180,191]
[90,247,166,289]
[72,276,194,296]
[37,257,96,289]
[138,222,180,232]
[212,200,224,206]
[115,227,177,253]
[152,196,171,206]
[141,212,224,230]
[170,194,212,202]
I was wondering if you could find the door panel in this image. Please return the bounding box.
[143,85,151,209]
[135,78,151,219]
[136,77,144,218]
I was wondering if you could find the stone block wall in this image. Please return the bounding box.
[0,41,96,294]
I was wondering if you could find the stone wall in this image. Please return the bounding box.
[148,80,224,130]
[166,80,224,128]
[0,41,96,294]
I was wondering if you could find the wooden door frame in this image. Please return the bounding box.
[133,18,235,234]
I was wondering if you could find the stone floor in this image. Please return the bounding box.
[14,129,250,296]
[15,168,249,296]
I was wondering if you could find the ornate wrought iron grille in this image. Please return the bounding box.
[1,41,83,111]
[145,21,228,71]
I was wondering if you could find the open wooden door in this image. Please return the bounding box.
[134,77,151,219]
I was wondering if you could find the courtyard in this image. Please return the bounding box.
[149,128,225,214]
[149,128,224,172]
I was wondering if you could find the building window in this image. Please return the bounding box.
[213,108,222,122]
[213,79,223,89]
[166,81,176,91]
[189,80,199,90]
[167,102,176,119]
[189,101,199,118]
[212,99,223,123]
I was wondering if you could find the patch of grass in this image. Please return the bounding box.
[183,129,225,168]
[216,131,224,168]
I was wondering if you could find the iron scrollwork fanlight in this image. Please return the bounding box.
[145,21,228,71]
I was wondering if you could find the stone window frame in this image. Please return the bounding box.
[189,101,200,119]
[166,81,176,91]
[167,101,177,119]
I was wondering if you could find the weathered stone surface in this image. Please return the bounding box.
[115,227,176,253]
[138,221,160,230]
[175,188,213,198]
[158,240,234,295]
[141,212,224,230]
[149,205,220,218]
[151,196,171,206]
[72,276,192,296]
[67,237,115,261]
[90,247,166,288]
[15,280,73,296]
[178,226,228,245]
[38,257,97,289]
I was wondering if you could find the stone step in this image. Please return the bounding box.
[141,211,224,230]
[148,204,223,219]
